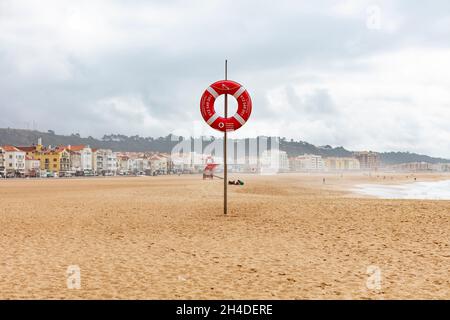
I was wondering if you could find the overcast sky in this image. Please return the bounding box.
[1,0,450,157]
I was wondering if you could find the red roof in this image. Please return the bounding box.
[66,145,86,151]
[34,146,67,154]
[54,146,68,153]
[1,145,21,152]
[16,146,37,152]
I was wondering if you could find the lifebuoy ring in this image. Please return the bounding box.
[200,80,252,132]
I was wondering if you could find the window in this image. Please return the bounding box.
[53,164,57,168]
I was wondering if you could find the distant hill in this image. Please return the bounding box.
[0,128,180,153]
[279,139,353,157]
[1,128,449,165]
[379,152,450,165]
[279,139,450,164]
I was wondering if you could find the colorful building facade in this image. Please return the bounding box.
[1,145,26,176]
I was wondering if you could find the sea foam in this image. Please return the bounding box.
[354,180,450,200]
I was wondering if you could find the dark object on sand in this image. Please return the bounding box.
[228,180,244,185]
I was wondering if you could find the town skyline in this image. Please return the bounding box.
[1,127,449,163]
[2,131,450,179]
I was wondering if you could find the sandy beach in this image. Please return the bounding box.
[1,173,449,299]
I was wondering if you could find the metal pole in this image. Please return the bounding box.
[224,60,228,215]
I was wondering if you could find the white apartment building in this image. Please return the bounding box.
[389,162,433,172]
[1,145,26,176]
[116,155,149,174]
[431,163,450,172]
[104,152,118,174]
[25,156,40,176]
[171,152,200,173]
[260,150,289,173]
[150,154,168,174]
[117,156,131,173]
[67,145,93,172]
[93,149,118,175]
[135,158,150,173]
[325,157,361,171]
[0,147,5,177]
[290,154,324,171]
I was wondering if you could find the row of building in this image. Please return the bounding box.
[386,162,450,172]
[0,146,377,178]
[0,140,387,178]
[287,151,379,172]
[287,152,450,173]
[0,139,171,178]
[2,139,448,178]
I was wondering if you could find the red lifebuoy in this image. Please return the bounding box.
[200,80,252,132]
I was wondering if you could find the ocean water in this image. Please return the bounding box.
[354,180,450,200]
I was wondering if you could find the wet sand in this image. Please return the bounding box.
[0,173,449,299]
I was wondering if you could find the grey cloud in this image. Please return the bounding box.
[0,0,450,156]
[285,86,337,115]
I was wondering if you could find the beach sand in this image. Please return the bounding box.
[0,173,449,299]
